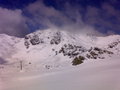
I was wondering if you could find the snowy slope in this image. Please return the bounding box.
[3,55,120,90]
[0,34,20,58]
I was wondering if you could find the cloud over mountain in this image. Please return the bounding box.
[0,7,29,37]
[0,0,120,37]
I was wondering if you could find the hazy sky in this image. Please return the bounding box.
[0,0,120,37]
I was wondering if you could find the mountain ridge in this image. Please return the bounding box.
[0,29,120,72]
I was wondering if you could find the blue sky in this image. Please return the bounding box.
[0,0,120,37]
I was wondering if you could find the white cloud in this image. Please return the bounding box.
[26,0,102,36]
[85,4,120,34]
[0,7,29,37]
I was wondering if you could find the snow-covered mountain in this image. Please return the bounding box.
[1,29,120,90]
[1,29,120,72]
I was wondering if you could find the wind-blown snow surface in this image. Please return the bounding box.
[1,29,120,90]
